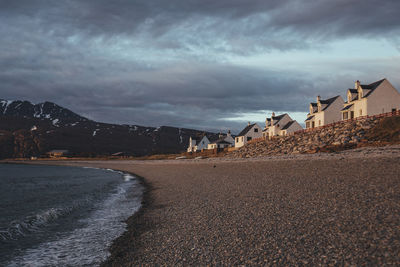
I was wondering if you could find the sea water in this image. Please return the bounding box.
[0,164,142,266]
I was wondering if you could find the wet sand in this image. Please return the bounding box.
[21,145,400,265]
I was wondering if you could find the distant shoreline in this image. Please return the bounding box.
[9,144,400,265]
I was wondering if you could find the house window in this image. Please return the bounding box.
[343,112,348,120]
[241,137,244,141]
[359,109,362,116]
[236,137,239,142]
[311,121,315,128]
[318,120,321,126]
[247,136,252,141]
[350,111,354,119]
[254,128,258,132]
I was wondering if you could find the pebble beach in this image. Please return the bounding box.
[21,145,400,265]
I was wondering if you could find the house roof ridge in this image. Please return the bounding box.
[237,123,256,136]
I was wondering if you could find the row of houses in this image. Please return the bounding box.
[187,131,235,152]
[188,78,400,152]
[306,79,400,128]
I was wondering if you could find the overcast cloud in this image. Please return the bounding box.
[1,0,399,132]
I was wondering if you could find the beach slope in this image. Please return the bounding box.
[27,146,400,265]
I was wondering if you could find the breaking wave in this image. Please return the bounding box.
[1,166,143,267]
[0,197,92,242]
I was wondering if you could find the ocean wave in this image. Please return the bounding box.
[0,198,92,242]
[123,173,135,181]
[97,167,136,182]
[7,179,143,266]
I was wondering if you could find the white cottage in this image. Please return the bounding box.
[305,95,344,128]
[187,135,210,152]
[341,79,400,120]
[235,123,262,148]
[207,131,235,149]
[263,113,302,139]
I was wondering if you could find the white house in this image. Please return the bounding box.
[187,135,210,152]
[305,95,344,129]
[207,139,232,149]
[207,131,235,149]
[262,113,303,139]
[235,123,262,148]
[341,79,400,120]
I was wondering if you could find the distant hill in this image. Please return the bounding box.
[0,99,218,158]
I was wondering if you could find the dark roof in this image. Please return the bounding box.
[361,79,385,90]
[347,79,385,100]
[320,95,341,111]
[209,135,223,143]
[305,115,314,121]
[311,103,317,107]
[362,79,385,97]
[272,114,287,125]
[237,123,256,136]
[214,139,232,145]
[341,104,353,111]
[281,121,296,130]
[272,114,285,120]
[348,89,358,101]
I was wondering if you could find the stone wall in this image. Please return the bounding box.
[228,116,390,158]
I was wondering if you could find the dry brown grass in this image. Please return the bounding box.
[365,116,400,142]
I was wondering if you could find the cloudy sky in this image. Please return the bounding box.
[1,0,399,133]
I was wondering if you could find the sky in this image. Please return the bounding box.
[1,0,399,133]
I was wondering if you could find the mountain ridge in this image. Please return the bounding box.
[0,99,218,158]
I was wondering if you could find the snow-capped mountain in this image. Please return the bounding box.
[0,99,218,158]
[0,99,87,126]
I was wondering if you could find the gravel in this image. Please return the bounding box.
[23,146,400,266]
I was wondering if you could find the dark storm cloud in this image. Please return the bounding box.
[2,0,400,48]
[1,0,400,132]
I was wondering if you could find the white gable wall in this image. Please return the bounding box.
[324,96,345,124]
[187,137,197,152]
[196,136,210,151]
[367,79,400,115]
[235,124,262,148]
[286,121,303,134]
[268,114,291,137]
[224,134,235,144]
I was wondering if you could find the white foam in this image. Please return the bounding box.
[1,198,93,242]
[7,177,142,267]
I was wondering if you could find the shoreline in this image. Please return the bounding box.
[0,164,144,266]
[101,171,152,267]
[4,145,400,265]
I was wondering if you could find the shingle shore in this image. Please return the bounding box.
[26,146,400,265]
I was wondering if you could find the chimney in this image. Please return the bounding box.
[248,121,251,126]
[219,131,223,138]
[355,80,360,89]
[317,95,321,103]
[227,130,231,137]
[272,112,275,117]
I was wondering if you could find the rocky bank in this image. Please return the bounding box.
[228,116,400,158]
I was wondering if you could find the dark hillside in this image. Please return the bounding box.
[0,100,217,158]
